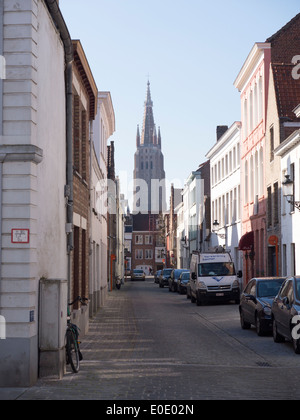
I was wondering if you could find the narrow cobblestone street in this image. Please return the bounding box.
[2,278,300,401]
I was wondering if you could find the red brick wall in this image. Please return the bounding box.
[268,14,300,64]
[71,65,90,307]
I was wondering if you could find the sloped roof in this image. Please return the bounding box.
[272,63,300,120]
[266,13,300,43]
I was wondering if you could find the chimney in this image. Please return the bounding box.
[216,125,228,141]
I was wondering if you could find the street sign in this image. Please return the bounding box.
[11,229,30,244]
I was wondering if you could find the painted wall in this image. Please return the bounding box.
[0,0,67,386]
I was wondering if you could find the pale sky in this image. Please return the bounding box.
[60,0,300,205]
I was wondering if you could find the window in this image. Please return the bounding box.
[244,98,248,139]
[233,147,236,170]
[135,249,143,259]
[290,163,295,212]
[250,155,254,202]
[291,243,296,276]
[81,110,87,180]
[270,126,274,162]
[225,155,228,176]
[267,186,272,227]
[145,249,153,259]
[260,148,264,196]
[282,245,287,277]
[145,235,152,244]
[254,83,258,127]
[273,182,279,225]
[258,76,263,122]
[135,235,143,244]
[244,160,249,203]
[255,151,259,199]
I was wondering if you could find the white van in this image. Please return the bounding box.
[189,251,242,305]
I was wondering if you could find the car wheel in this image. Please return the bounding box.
[272,318,285,343]
[255,314,265,336]
[240,310,251,330]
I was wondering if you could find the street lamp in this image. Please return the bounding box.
[212,220,226,240]
[282,174,300,211]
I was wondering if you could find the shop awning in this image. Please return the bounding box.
[238,231,254,251]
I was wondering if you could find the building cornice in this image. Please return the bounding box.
[234,42,271,92]
[72,40,98,120]
[206,122,241,159]
[98,91,116,137]
[0,144,43,164]
[274,129,300,157]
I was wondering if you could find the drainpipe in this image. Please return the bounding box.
[0,1,4,291]
[45,0,73,303]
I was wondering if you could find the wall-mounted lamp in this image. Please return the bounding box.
[180,236,189,248]
[212,220,226,240]
[282,174,300,211]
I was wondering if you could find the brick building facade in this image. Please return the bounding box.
[71,40,98,331]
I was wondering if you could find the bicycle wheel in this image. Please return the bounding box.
[66,328,80,373]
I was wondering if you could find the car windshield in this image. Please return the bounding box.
[198,262,236,277]
[257,279,285,298]
[134,270,143,274]
[295,279,300,300]
[182,272,190,279]
[163,269,172,276]
[175,270,188,278]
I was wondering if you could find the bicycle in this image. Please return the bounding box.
[65,296,88,373]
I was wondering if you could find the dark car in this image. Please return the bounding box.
[239,277,285,336]
[154,270,161,284]
[272,276,300,354]
[177,271,190,295]
[159,268,173,288]
[168,269,189,292]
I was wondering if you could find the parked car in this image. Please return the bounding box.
[239,277,285,336]
[154,270,161,284]
[177,271,190,295]
[272,276,300,354]
[131,269,146,281]
[168,269,189,292]
[159,268,173,288]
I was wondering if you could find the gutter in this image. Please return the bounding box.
[45,0,74,303]
[0,1,4,291]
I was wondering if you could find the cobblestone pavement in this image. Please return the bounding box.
[2,279,300,400]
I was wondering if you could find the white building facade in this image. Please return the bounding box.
[0,0,70,386]
[206,123,243,273]
[91,92,115,312]
[275,129,300,277]
[181,170,204,269]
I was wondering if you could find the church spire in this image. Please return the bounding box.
[158,126,161,149]
[136,124,140,148]
[141,80,155,146]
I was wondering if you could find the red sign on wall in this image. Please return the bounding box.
[11,229,30,244]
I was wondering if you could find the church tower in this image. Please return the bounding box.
[133,81,166,214]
